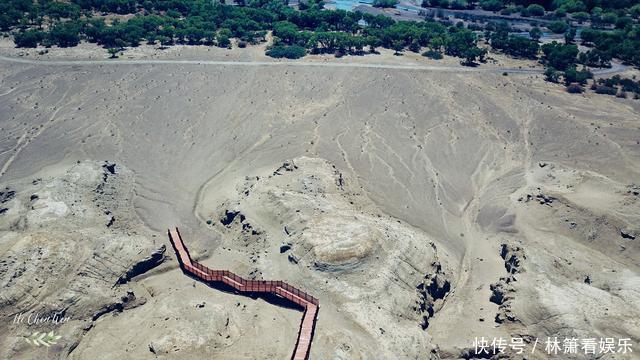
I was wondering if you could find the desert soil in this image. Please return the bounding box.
[0,42,639,359]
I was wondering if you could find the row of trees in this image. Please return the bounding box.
[474,0,640,14]
[3,0,639,84]
[540,41,596,93]
[594,75,640,98]
[486,24,594,93]
[14,13,266,49]
[270,18,487,63]
[488,27,540,58]
[424,0,640,15]
[484,10,640,70]
[580,27,640,67]
[436,0,640,34]
[5,0,488,64]
[420,1,640,99]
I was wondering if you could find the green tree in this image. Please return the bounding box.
[544,67,560,83]
[479,0,503,11]
[490,33,539,59]
[578,27,597,45]
[564,28,576,44]
[107,48,120,58]
[392,40,404,55]
[541,41,578,71]
[577,49,611,68]
[185,27,205,44]
[273,21,300,45]
[630,4,640,19]
[44,2,81,20]
[563,66,592,86]
[572,11,589,23]
[217,28,232,48]
[548,21,569,34]
[553,0,586,13]
[460,46,486,65]
[445,28,478,57]
[266,44,306,58]
[601,12,618,24]
[365,36,382,53]
[554,6,567,17]
[14,29,44,48]
[157,35,172,48]
[48,22,81,47]
[450,0,468,10]
[614,16,633,29]
[422,49,443,59]
[217,34,231,48]
[526,4,545,16]
[529,27,542,42]
[373,0,398,8]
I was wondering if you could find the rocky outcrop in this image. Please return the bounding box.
[117,246,166,285]
[500,244,524,275]
[416,261,452,329]
[620,228,637,240]
[0,161,165,359]
[199,157,456,359]
[491,244,525,325]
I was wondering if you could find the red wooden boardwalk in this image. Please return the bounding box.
[167,228,319,360]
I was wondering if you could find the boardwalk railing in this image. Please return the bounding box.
[167,227,319,360]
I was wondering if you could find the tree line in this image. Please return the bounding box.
[6,0,488,64]
[2,0,640,98]
[424,0,640,21]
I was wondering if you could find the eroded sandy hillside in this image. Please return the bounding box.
[0,56,639,359]
[0,161,165,358]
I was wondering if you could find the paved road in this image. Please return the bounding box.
[0,54,626,75]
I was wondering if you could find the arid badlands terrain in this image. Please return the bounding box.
[0,44,639,359]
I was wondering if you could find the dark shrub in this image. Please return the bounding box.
[527,4,545,17]
[422,49,443,59]
[594,86,618,95]
[544,67,560,83]
[548,21,569,34]
[265,45,306,59]
[14,29,44,48]
[48,22,80,47]
[373,0,398,8]
[479,0,503,12]
[541,42,578,71]
[217,35,230,48]
[566,83,583,93]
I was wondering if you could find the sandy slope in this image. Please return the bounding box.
[0,51,639,359]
